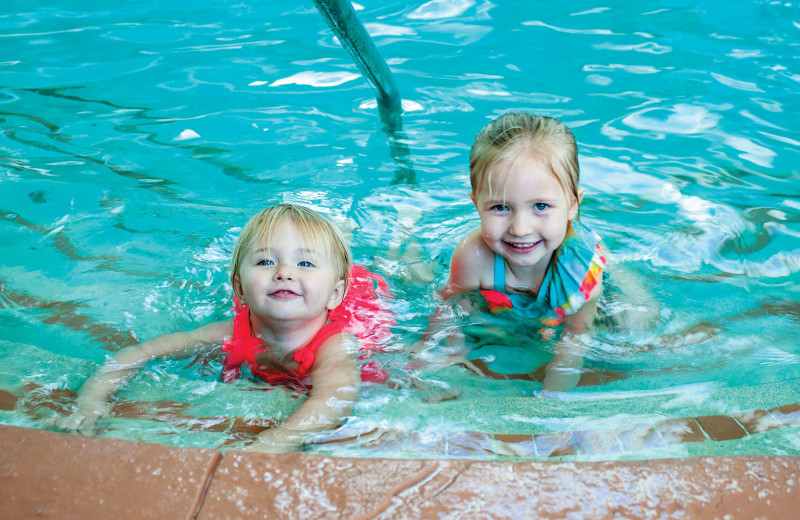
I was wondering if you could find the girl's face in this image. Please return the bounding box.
[234,219,346,329]
[471,154,578,272]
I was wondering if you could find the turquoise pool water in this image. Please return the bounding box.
[1,0,799,460]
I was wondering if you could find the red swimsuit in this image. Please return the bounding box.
[221,265,393,391]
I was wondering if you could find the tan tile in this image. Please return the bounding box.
[354,428,408,451]
[0,425,220,520]
[311,426,378,446]
[733,409,783,434]
[447,431,496,457]
[2,425,800,520]
[0,389,18,410]
[203,452,800,519]
[656,418,707,444]
[493,433,534,443]
[506,372,536,381]
[404,430,448,456]
[617,424,666,451]
[573,429,623,455]
[463,358,507,380]
[695,415,748,441]
[199,452,452,519]
[770,403,800,425]
[599,369,628,384]
[534,431,576,457]
[490,433,537,457]
[576,370,603,387]
[463,361,536,381]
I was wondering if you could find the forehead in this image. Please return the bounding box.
[479,155,565,199]
[251,219,330,254]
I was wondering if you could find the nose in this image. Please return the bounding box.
[273,262,294,281]
[508,212,533,237]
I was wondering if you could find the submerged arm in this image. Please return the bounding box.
[542,280,603,395]
[58,320,231,434]
[413,231,488,352]
[249,333,361,452]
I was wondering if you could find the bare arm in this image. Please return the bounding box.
[248,333,361,452]
[58,320,232,434]
[413,230,491,353]
[541,279,603,395]
[440,229,491,300]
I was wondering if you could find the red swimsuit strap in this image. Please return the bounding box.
[221,266,393,385]
[291,319,346,375]
[220,296,264,383]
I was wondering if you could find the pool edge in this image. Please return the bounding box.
[1,424,798,519]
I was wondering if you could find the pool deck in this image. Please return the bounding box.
[1,425,798,519]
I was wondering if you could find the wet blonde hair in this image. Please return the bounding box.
[230,204,352,289]
[470,112,581,236]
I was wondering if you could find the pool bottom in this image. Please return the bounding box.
[1,424,798,519]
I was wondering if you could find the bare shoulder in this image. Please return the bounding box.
[314,333,359,366]
[309,333,360,392]
[444,229,494,298]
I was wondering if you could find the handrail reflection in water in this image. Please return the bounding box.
[312,0,415,184]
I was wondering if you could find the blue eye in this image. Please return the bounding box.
[298,260,315,268]
[256,258,274,266]
[491,204,509,212]
[534,203,549,211]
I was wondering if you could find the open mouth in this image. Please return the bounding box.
[503,240,541,254]
[270,289,299,299]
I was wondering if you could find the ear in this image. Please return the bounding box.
[568,188,583,221]
[326,279,347,310]
[469,191,478,209]
[232,275,245,305]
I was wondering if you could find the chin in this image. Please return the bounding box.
[506,248,552,265]
[510,257,545,268]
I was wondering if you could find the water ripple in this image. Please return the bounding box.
[522,20,617,36]
[711,72,764,93]
[407,0,476,20]
[267,71,361,88]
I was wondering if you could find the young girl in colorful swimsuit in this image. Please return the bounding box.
[435,112,607,395]
[59,204,392,451]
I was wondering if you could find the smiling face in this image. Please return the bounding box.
[471,153,578,272]
[234,219,346,328]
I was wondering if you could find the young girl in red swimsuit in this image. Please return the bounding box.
[59,204,392,452]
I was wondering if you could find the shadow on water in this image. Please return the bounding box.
[2,86,282,186]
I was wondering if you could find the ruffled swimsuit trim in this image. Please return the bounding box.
[221,265,393,390]
[480,221,607,325]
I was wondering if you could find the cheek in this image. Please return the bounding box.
[481,223,501,241]
[241,272,265,291]
[480,214,501,232]
[549,215,570,237]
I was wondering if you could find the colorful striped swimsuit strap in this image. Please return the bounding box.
[493,252,505,291]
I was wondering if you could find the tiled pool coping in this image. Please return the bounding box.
[2,424,798,519]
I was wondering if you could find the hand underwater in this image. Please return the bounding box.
[54,398,112,436]
[242,426,303,454]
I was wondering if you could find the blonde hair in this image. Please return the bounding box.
[230,204,352,288]
[470,112,581,235]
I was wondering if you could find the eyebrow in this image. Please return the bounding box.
[251,247,321,255]
[484,197,560,204]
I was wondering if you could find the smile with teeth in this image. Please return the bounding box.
[270,289,299,299]
[504,239,542,252]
